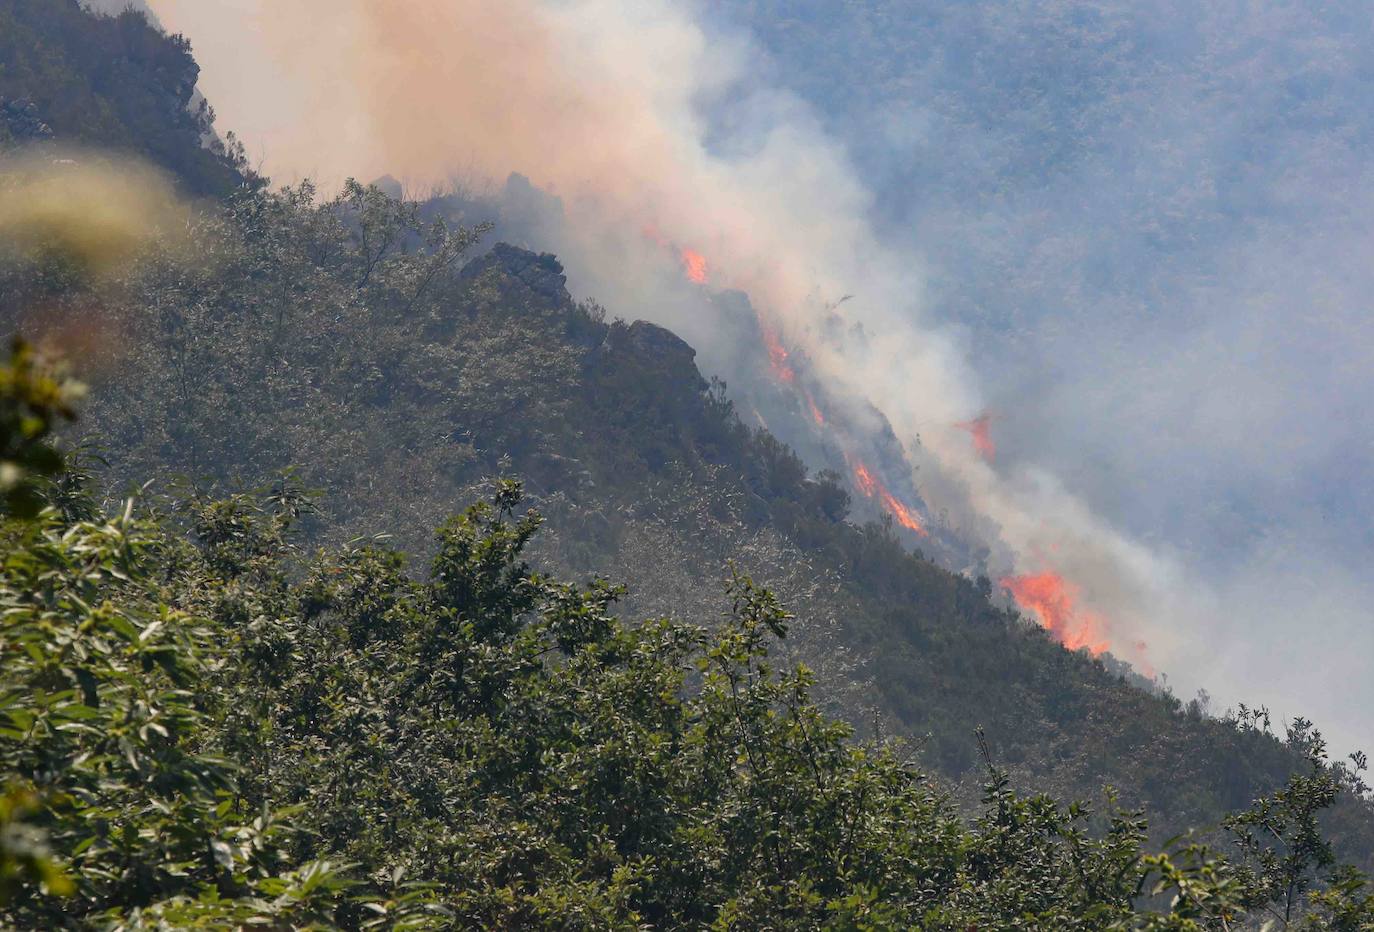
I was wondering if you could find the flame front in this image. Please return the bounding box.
[880,490,925,534]
[852,460,878,497]
[651,226,923,537]
[650,231,794,385]
[805,391,825,426]
[848,457,927,536]
[680,248,708,284]
[759,321,796,383]
[1000,572,1109,656]
[640,227,708,286]
[956,414,996,462]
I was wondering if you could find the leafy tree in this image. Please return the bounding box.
[0,338,80,517]
[0,344,430,929]
[0,351,1369,925]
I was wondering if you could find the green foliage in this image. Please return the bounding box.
[3,5,1372,925]
[0,333,1366,925]
[0,0,253,195]
[0,495,359,926]
[0,454,1369,927]
[15,173,1368,869]
[0,338,80,516]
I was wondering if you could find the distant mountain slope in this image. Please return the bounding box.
[0,0,249,195]
[714,1,1374,755]
[31,183,1367,862]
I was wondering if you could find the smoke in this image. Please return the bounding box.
[146,0,1171,656]
[144,0,1339,734]
[0,152,189,281]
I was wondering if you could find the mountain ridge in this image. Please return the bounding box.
[4,0,1373,879]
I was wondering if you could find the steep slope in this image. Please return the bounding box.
[18,181,1362,862]
[0,0,249,195]
[5,341,1368,927]
[3,0,1371,868]
[715,1,1374,755]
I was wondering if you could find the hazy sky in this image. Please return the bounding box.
[141,0,1372,754]
[711,1,1374,751]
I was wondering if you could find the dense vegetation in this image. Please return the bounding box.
[0,0,252,195]
[3,2,1374,926]
[17,174,1369,866]
[1,344,1373,927]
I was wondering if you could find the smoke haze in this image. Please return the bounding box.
[145,0,1371,753]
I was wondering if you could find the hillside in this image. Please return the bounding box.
[2,0,1374,917]
[713,1,1374,753]
[9,176,1361,866]
[0,0,250,195]
[3,342,1369,927]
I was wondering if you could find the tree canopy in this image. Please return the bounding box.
[0,343,1372,928]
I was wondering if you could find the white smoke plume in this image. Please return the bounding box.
[146,0,1221,695]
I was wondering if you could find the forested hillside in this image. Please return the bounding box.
[0,0,251,194]
[3,0,1373,861]
[3,1,1374,927]
[9,175,1368,868]
[2,349,1370,927]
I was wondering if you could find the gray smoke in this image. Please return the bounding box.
[145,0,1372,753]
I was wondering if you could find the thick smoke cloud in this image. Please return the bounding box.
[702,1,1374,753]
[146,0,1370,752]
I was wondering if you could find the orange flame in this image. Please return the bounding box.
[642,226,794,387]
[880,489,926,534]
[681,248,708,284]
[956,413,996,462]
[852,460,878,497]
[759,320,796,383]
[848,456,927,536]
[640,226,708,285]
[805,391,825,426]
[1000,572,1109,656]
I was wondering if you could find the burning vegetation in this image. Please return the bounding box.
[680,248,708,284]
[652,235,1149,653]
[653,234,930,539]
[1000,571,1109,656]
[759,320,796,383]
[956,413,996,462]
[879,489,925,535]
[846,454,927,536]
[805,391,825,426]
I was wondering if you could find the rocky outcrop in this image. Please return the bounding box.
[460,242,571,305]
[614,320,708,393]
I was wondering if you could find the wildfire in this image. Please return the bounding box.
[638,222,1138,668]
[852,460,878,497]
[640,225,709,285]
[759,321,796,383]
[1000,572,1109,656]
[642,226,796,386]
[805,391,825,426]
[680,248,708,284]
[848,456,927,536]
[880,490,925,534]
[956,413,996,462]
